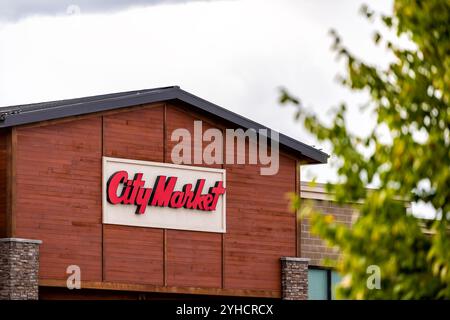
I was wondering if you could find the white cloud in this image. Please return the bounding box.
[0,0,394,185]
[0,0,211,21]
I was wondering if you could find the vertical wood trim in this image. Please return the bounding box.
[163,104,168,287]
[163,103,167,163]
[5,129,11,237]
[221,234,225,289]
[101,116,105,281]
[221,128,225,289]
[163,229,167,286]
[295,160,301,257]
[6,128,17,237]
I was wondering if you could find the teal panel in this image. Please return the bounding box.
[308,269,328,300]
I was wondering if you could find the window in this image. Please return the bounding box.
[308,268,328,300]
[331,270,342,300]
[308,267,341,300]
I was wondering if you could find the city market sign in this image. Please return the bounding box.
[103,157,226,233]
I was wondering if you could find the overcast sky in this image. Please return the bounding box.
[0,0,396,184]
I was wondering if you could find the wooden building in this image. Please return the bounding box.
[0,86,328,300]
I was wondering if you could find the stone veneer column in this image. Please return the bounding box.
[281,257,310,300]
[0,238,42,300]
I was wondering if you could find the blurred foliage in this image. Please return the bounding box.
[281,0,450,299]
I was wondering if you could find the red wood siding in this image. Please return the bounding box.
[224,155,296,292]
[165,105,223,169]
[10,101,298,297]
[167,230,222,288]
[103,225,164,285]
[15,118,102,280]
[103,105,164,162]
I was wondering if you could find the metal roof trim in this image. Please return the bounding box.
[0,86,329,164]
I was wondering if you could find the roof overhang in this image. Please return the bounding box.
[0,86,329,164]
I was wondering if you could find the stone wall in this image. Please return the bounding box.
[0,238,42,300]
[280,257,309,300]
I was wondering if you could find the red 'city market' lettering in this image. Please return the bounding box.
[106,171,226,214]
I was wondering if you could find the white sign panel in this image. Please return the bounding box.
[102,157,226,233]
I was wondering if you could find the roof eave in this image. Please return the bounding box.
[0,87,329,164]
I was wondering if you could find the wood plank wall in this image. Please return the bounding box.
[15,118,102,280]
[0,129,7,238]
[10,102,297,297]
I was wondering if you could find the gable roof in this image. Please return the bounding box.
[0,86,328,164]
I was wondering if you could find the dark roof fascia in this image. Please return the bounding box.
[175,89,329,164]
[0,88,179,128]
[0,86,328,164]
